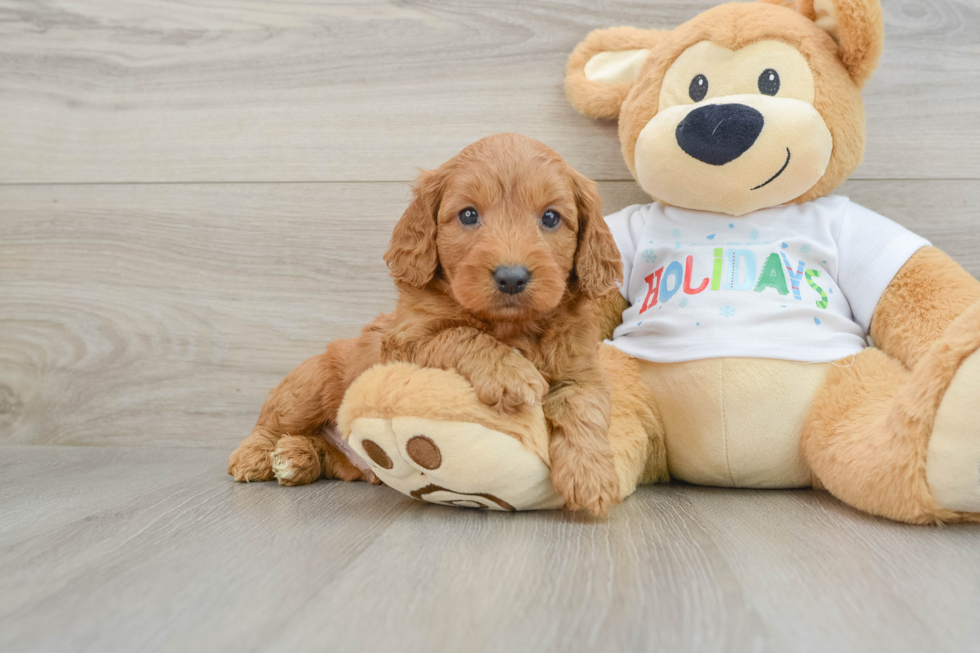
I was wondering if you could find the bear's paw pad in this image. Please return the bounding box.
[346,417,564,512]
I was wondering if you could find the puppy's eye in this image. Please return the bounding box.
[540,209,561,230]
[689,74,708,102]
[758,69,780,96]
[458,207,479,226]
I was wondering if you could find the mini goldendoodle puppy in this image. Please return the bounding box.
[229,133,629,515]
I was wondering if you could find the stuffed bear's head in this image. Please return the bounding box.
[566,0,884,216]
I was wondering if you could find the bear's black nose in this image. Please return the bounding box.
[493,266,531,295]
[675,103,765,166]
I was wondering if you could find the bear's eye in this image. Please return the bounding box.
[758,69,780,96]
[540,209,561,230]
[458,207,479,226]
[689,74,708,102]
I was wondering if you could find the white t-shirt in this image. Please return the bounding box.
[605,196,929,363]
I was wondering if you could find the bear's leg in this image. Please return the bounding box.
[803,303,980,523]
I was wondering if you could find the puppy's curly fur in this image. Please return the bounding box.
[229,133,624,515]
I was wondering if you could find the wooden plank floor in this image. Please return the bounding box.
[1,446,977,653]
[2,1,980,651]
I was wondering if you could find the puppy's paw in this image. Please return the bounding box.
[228,442,275,482]
[271,435,323,486]
[471,355,548,413]
[549,435,621,517]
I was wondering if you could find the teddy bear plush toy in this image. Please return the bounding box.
[336,0,980,524]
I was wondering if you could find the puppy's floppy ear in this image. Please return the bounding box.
[566,26,665,120]
[571,171,622,299]
[794,0,883,86]
[384,168,446,288]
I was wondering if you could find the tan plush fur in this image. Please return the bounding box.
[638,357,824,488]
[804,299,980,524]
[870,247,980,368]
[795,0,884,86]
[229,133,626,516]
[566,27,667,120]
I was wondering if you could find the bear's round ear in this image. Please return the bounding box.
[566,27,665,120]
[794,0,884,86]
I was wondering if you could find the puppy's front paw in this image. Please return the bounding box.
[471,356,548,413]
[271,435,324,486]
[549,435,621,517]
[228,442,275,482]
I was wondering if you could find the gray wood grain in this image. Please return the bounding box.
[3,180,979,450]
[0,445,221,546]
[1,0,978,183]
[686,488,980,653]
[1,446,976,653]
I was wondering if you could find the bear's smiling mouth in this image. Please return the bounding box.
[750,148,791,190]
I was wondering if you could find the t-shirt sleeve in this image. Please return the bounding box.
[835,200,930,333]
[604,205,641,301]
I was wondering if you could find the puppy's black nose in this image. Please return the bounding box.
[675,103,764,166]
[493,266,531,294]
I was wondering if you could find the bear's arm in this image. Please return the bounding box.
[870,246,980,368]
[596,291,630,341]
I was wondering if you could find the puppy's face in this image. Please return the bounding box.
[434,154,578,320]
[384,134,621,321]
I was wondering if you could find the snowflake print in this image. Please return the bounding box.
[728,223,735,229]
[671,228,682,238]
[750,229,760,240]
[800,244,811,254]
[679,297,688,308]
[642,249,657,264]
[720,305,736,318]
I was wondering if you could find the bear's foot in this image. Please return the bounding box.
[927,349,980,513]
[346,416,564,511]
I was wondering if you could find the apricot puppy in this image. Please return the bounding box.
[229,133,624,516]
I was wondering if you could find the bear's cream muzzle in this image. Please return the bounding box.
[634,94,833,216]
